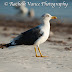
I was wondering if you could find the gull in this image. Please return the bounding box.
[14,4,28,16]
[0,13,57,57]
[28,9,35,18]
[14,4,35,17]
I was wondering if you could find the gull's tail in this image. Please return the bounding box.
[0,43,13,49]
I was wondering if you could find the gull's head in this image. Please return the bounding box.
[41,13,57,21]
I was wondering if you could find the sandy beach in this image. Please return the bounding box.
[0,17,72,72]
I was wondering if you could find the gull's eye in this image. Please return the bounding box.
[46,15,49,17]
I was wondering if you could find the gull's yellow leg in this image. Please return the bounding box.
[38,47,48,57]
[34,46,41,57]
[34,46,38,57]
[38,47,43,57]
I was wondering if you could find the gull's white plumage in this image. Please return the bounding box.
[34,13,52,47]
[34,21,50,47]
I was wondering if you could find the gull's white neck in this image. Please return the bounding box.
[40,19,50,36]
[42,19,50,29]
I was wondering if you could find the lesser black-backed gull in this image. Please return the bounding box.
[0,13,57,57]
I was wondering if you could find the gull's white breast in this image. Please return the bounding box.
[34,23,50,46]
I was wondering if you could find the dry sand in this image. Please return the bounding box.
[0,16,72,72]
[0,25,72,72]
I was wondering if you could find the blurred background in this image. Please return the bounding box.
[0,0,72,22]
[0,0,72,38]
[0,0,72,17]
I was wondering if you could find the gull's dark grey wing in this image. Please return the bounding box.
[11,26,44,45]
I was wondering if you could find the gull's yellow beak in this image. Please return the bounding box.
[51,16,57,19]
